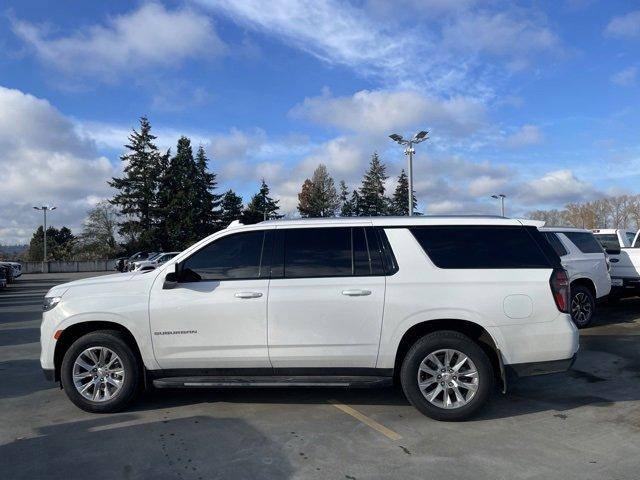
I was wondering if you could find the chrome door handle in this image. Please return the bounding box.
[342,289,372,296]
[234,291,263,299]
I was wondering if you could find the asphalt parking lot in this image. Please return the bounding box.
[1,272,639,479]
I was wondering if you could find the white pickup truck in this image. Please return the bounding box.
[592,229,640,299]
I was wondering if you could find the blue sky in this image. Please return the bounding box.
[1,0,639,243]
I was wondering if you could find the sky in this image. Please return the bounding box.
[1,0,639,244]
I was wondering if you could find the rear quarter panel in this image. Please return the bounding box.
[377,228,567,368]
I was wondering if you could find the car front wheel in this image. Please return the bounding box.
[400,331,494,421]
[61,330,141,413]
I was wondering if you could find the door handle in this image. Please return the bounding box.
[610,258,619,263]
[342,289,372,296]
[234,291,263,299]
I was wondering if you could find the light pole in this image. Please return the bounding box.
[389,130,429,216]
[33,205,56,262]
[491,194,506,217]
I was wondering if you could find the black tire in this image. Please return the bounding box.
[400,331,494,421]
[570,285,595,329]
[61,330,141,413]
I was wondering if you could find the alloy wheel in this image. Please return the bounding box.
[571,292,592,325]
[72,346,125,402]
[417,349,479,409]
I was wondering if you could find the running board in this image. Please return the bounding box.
[152,375,393,389]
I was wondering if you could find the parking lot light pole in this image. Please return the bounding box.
[389,130,429,216]
[491,194,506,217]
[33,205,56,262]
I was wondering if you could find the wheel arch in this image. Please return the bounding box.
[570,277,596,299]
[53,321,144,383]
[392,319,503,390]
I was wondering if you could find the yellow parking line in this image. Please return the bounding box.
[328,399,402,441]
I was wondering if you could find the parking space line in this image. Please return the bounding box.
[328,399,402,441]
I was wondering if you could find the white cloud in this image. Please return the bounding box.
[11,3,225,81]
[604,10,640,38]
[194,0,419,82]
[611,66,638,86]
[290,89,487,137]
[505,124,543,147]
[518,169,598,205]
[442,12,560,69]
[0,86,117,244]
[195,0,562,95]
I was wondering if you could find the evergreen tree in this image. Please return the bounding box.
[350,190,362,216]
[297,179,315,217]
[358,152,389,216]
[242,179,283,224]
[109,116,164,250]
[193,145,222,237]
[339,180,354,217]
[27,226,75,261]
[390,169,417,215]
[161,136,201,250]
[219,190,244,228]
[297,165,339,217]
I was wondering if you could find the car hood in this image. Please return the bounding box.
[46,272,138,297]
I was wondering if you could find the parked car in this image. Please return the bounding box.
[0,261,21,280]
[0,265,7,290]
[539,227,610,328]
[131,252,181,271]
[0,262,15,284]
[124,251,157,271]
[41,217,578,421]
[114,257,128,272]
[592,229,640,300]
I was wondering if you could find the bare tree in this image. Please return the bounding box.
[77,201,120,259]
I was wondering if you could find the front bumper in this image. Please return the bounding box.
[505,354,576,379]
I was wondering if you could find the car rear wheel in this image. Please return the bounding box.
[61,330,141,413]
[400,331,494,421]
[570,285,595,328]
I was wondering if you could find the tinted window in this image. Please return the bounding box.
[626,232,636,247]
[542,232,567,257]
[410,226,552,269]
[284,228,352,278]
[181,231,266,281]
[594,234,620,250]
[563,232,604,254]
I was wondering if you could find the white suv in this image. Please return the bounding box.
[539,227,611,328]
[41,217,578,421]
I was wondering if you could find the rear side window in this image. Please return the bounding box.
[273,227,388,278]
[410,226,553,269]
[594,234,620,250]
[542,232,568,257]
[563,232,603,254]
[181,230,268,281]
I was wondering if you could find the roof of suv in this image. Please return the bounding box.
[256,216,544,228]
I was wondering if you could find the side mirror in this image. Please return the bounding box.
[163,264,179,289]
[606,248,621,255]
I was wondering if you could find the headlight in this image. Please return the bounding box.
[43,296,62,312]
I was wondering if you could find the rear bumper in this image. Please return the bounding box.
[610,277,640,297]
[505,354,576,379]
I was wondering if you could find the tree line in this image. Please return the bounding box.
[25,116,417,260]
[528,194,640,230]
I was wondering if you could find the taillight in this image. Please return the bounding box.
[550,268,570,313]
